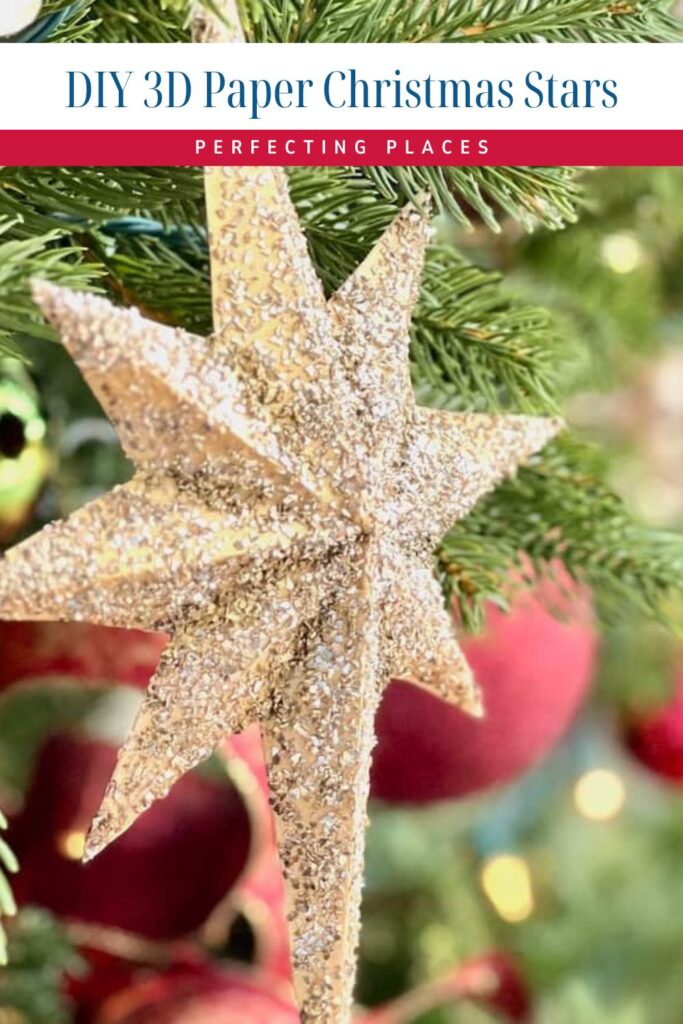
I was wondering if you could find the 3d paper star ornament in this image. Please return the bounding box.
[0,12,560,1024]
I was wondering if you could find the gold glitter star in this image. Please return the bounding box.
[0,9,560,1021]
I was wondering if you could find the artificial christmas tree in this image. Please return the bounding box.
[0,9,564,1019]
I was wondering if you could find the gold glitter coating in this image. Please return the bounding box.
[0,3,562,1016]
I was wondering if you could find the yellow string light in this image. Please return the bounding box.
[574,769,626,822]
[600,232,645,274]
[57,829,87,861]
[480,854,535,923]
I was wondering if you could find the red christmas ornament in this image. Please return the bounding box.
[0,621,166,692]
[70,948,220,1024]
[625,672,683,782]
[0,595,573,1023]
[0,625,292,1009]
[69,948,142,1024]
[222,728,291,982]
[454,953,532,1022]
[371,571,597,802]
[95,964,297,1024]
[9,733,252,940]
[93,952,530,1024]
[364,951,531,1023]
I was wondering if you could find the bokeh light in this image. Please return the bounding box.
[56,830,86,861]
[573,769,626,822]
[480,854,535,923]
[600,232,645,274]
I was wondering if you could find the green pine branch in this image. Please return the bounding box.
[0,218,103,356]
[0,167,572,403]
[98,231,567,409]
[35,0,682,45]
[0,909,82,1022]
[23,0,99,41]
[412,247,567,412]
[241,0,682,42]
[366,165,584,232]
[288,168,398,288]
[0,168,206,232]
[91,0,191,42]
[102,227,212,335]
[439,436,683,631]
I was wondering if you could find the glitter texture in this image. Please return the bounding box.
[0,4,561,1019]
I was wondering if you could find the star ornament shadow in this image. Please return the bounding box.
[0,165,560,1021]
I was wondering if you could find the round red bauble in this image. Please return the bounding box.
[625,672,683,782]
[95,965,297,1024]
[371,571,597,802]
[9,733,252,940]
[0,621,166,692]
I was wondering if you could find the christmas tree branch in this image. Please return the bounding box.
[101,227,566,414]
[60,220,568,409]
[0,218,103,356]
[0,168,568,401]
[366,165,585,232]
[99,225,212,335]
[439,436,683,630]
[0,909,81,1022]
[17,0,98,42]
[0,168,206,231]
[241,0,682,42]
[34,0,681,44]
[90,0,191,42]
[412,247,564,412]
